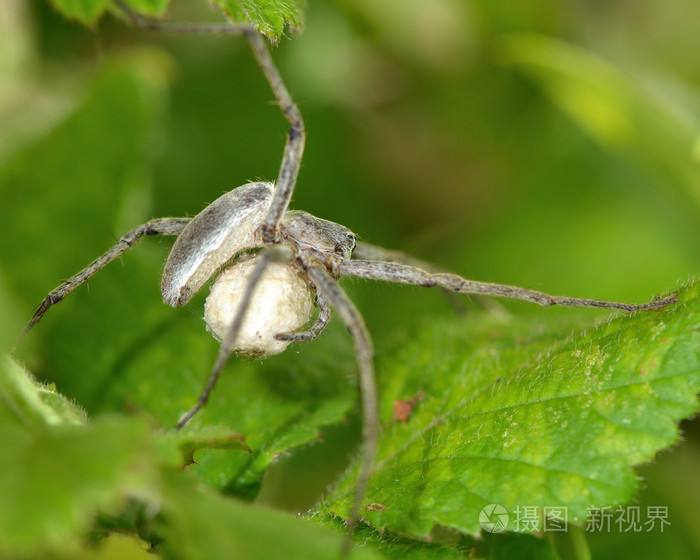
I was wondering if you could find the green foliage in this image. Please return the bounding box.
[321,284,700,537]
[0,357,380,560]
[3,1,700,558]
[214,0,306,41]
[49,0,169,24]
[0,49,172,302]
[499,33,700,211]
[48,0,304,40]
[49,0,111,24]
[0,355,87,427]
[316,518,561,559]
[6,279,696,558]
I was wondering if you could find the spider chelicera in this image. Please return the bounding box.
[19,3,678,542]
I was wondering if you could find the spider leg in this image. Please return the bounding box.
[275,292,331,342]
[175,244,295,429]
[303,260,378,553]
[338,260,678,312]
[244,34,306,242]
[18,217,190,344]
[353,242,507,316]
[353,241,445,272]
[116,2,304,241]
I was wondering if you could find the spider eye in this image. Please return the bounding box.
[346,233,356,249]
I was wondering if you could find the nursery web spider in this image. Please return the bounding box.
[19,2,678,550]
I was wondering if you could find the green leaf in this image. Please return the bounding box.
[315,516,561,559]
[156,472,380,560]
[0,413,162,557]
[49,0,304,41]
[50,0,169,24]
[49,0,111,24]
[165,425,252,466]
[214,0,306,42]
[0,355,87,428]
[0,358,380,560]
[320,282,700,540]
[120,0,169,17]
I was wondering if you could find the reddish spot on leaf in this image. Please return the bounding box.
[392,392,425,423]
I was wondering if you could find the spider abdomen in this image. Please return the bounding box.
[204,253,315,356]
[162,182,274,307]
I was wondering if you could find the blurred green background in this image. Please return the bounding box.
[1,0,700,558]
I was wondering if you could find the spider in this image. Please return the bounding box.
[19,3,678,546]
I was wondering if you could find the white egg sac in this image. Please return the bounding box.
[204,253,315,356]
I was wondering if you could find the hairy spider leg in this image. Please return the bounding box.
[338,260,678,312]
[352,241,508,315]
[17,217,191,345]
[303,260,378,555]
